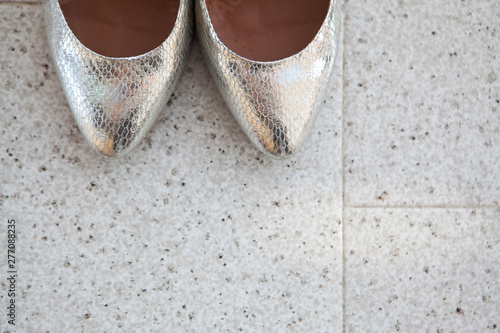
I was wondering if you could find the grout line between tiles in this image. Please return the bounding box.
[344,205,500,210]
[340,2,347,332]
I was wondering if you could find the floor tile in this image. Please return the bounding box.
[0,4,343,331]
[343,0,500,207]
[344,208,500,332]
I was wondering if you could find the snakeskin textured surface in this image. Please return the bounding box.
[196,0,341,158]
[43,0,193,158]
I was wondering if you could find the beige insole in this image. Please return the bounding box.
[61,0,179,58]
[207,0,330,62]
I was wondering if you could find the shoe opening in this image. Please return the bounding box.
[207,0,330,62]
[61,0,180,57]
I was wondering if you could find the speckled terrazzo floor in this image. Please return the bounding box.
[0,1,498,332]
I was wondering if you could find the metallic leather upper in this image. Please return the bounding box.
[196,0,341,158]
[43,0,193,158]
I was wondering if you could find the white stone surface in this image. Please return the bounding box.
[1,0,500,332]
[343,0,500,207]
[344,208,500,332]
[0,4,343,332]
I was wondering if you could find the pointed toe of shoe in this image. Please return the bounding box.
[237,87,320,159]
[197,50,339,159]
[54,54,184,159]
[76,101,159,158]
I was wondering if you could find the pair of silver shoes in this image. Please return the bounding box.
[43,0,341,159]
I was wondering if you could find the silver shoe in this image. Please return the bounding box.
[43,0,193,158]
[196,0,341,158]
